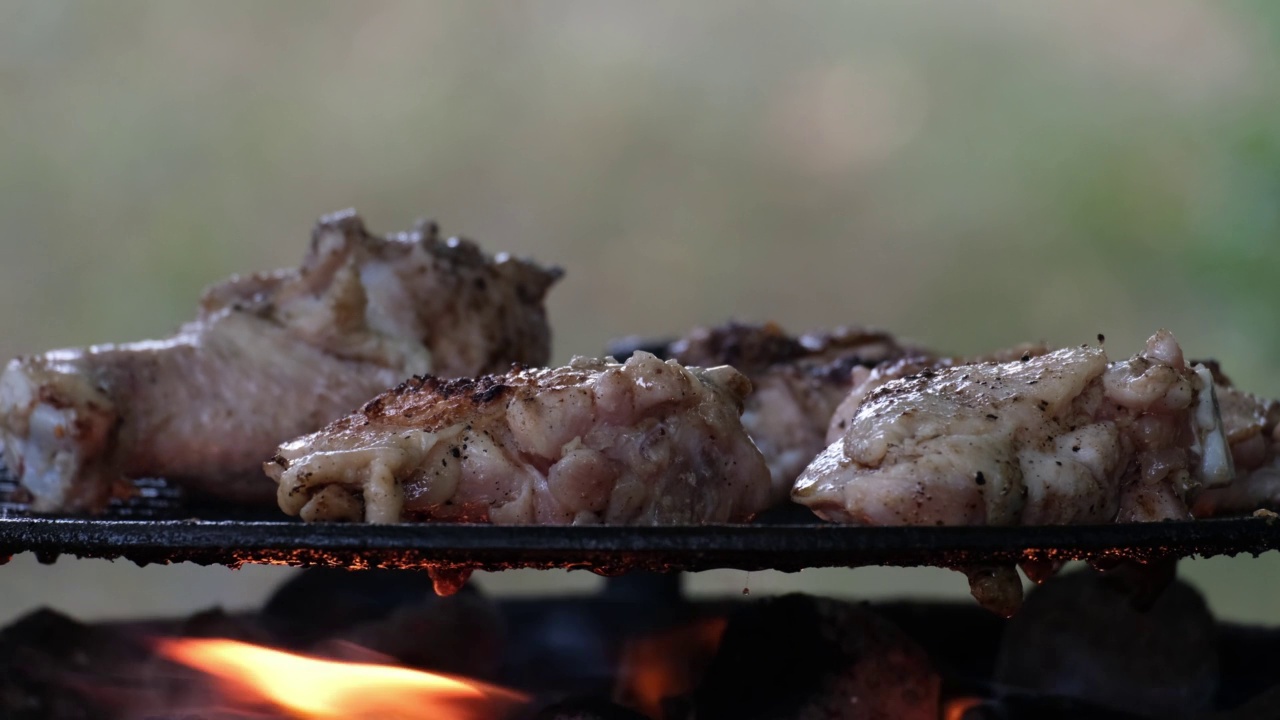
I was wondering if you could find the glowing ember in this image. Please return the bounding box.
[615,617,728,719]
[943,696,983,720]
[155,637,529,720]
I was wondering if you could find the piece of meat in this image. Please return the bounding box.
[268,351,774,525]
[0,209,560,513]
[1189,361,1280,517]
[795,331,1235,615]
[663,322,914,501]
[795,331,1232,530]
[825,343,1051,446]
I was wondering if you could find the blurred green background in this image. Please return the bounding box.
[3,0,1280,623]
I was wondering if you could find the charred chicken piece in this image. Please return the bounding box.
[663,322,915,501]
[268,351,774,525]
[0,209,560,513]
[794,331,1233,614]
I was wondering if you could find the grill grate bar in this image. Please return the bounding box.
[3,456,1280,574]
[1,514,1278,575]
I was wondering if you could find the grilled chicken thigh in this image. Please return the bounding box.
[797,331,1231,527]
[0,209,560,513]
[795,331,1232,615]
[268,352,773,525]
[662,322,914,501]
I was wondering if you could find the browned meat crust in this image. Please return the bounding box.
[663,322,916,500]
[797,331,1231,528]
[796,331,1235,615]
[268,352,774,526]
[0,210,560,513]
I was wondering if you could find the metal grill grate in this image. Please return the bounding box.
[3,457,1280,574]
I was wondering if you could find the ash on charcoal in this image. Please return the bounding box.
[994,569,1218,719]
[693,594,940,720]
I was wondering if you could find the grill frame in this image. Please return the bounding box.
[4,383,1280,575]
[2,512,1277,575]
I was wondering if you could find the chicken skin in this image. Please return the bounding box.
[0,209,560,513]
[268,352,774,525]
[664,322,914,502]
[795,331,1233,527]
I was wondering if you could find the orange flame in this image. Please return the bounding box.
[155,637,529,720]
[615,617,727,719]
[943,696,983,720]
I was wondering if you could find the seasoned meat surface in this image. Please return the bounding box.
[268,352,774,525]
[0,209,560,513]
[664,322,914,501]
[825,343,1051,445]
[794,331,1233,527]
[1190,364,1280,517]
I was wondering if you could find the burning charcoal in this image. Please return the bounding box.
[314,586,505,680]
[177,608,273,644]
[599,573,685,607]
[693,594,940,720]
[1213,684,1280,720]
[871,601,1006,682]
[994,569,1218,718]
[614,616,726,718]
[0,608,151,719]
[1216,624,1280,711]
[501,603,619,697]
[956,692,1161,720]
[1087,557,1179,612]
[260,567,505,678]
[260,567,442,645]
[500,575,706,698]
[530,697,650,720]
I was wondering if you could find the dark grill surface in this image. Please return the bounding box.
[3,461,1280,574]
